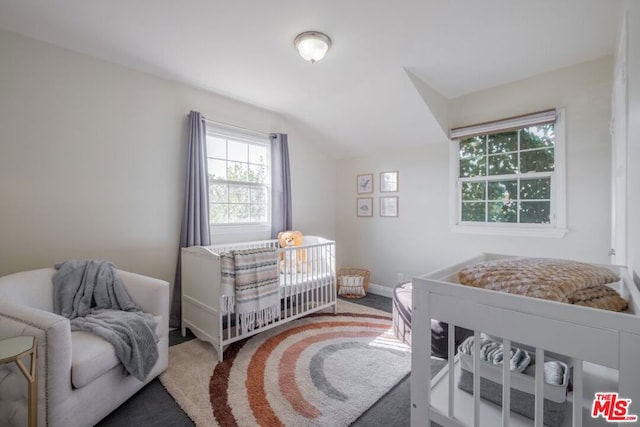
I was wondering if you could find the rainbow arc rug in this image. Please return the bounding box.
[160,301,411,426]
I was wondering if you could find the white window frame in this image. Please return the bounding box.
[449,108,567,238]
[205,123,272,242]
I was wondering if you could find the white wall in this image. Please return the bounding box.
[623,0,640,284]
[0,29,337,284]
[336,57,614,288]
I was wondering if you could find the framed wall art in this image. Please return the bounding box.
[356,173,374,194]
[357,197,373,217]
[380,171,399,192]
[380,196,399,217]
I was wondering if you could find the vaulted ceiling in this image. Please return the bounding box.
[0,0,621,158]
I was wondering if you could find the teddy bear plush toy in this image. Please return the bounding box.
[278,230,306,273]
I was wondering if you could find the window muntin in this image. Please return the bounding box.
[456,123,557,226]
[206,132,270,226]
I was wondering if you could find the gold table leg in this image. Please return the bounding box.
[14,338,37,427]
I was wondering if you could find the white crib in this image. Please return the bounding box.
[411,253,640,427]
[181,236,336,361]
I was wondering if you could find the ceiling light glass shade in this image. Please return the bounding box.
[294,31,331,63]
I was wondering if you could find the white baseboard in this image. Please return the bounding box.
[367,282,394,298]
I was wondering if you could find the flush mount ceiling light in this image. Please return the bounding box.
[294,31,331,63]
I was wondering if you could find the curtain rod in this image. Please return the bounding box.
[198,116,272,138]
[449,108,557,140]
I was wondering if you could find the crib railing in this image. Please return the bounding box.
[206,238,280,254]
[411,255,640,427]
[213,238,335,342]
[182,236,336,361]
[279,240,336,319]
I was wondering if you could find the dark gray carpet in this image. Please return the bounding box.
[96,293,445,426]
[96,329,196,427]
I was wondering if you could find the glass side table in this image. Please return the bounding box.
[0,336,37,427]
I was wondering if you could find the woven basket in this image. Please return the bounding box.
[337,268,370,299]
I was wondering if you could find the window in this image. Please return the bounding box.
[449,109,567,237]
[206,126,271,228]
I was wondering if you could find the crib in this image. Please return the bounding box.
[181,236,336,361]
[411,253,640,427]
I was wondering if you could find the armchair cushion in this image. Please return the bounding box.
[71,331,119,389]
[71,315,162,388]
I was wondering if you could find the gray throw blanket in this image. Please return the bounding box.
[53,259,159,381]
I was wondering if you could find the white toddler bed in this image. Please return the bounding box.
[181,236,336,361]
[411,253,640,427]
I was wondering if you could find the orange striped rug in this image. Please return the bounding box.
[161,301,411,426]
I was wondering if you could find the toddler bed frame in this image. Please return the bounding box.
[181,236,336,361]
[411,253,640,427]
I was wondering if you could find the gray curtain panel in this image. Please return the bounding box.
[270,133,292,238]
[170,111,211,328]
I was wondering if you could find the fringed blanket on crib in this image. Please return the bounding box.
[219,247,281,333]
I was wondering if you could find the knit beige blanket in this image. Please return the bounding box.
[458,257,628,312]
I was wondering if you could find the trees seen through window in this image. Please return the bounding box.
[207,135,270,225]
[458,124,555,224]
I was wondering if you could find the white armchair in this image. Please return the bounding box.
[0,268,169,427]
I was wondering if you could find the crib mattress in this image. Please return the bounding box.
[280,272,333,291]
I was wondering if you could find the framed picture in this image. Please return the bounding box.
[380,196,399,217]
[357,197,373,217]
[380,171,399,192]
[356,173,374,194]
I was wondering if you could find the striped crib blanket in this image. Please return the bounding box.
[220,247,281,333]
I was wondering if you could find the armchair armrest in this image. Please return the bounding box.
[0,300,73,423]
[117,270,170,339]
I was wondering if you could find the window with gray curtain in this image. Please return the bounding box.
[204,124,278,243]
[170,117,292,328]
[206,127,272,227]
